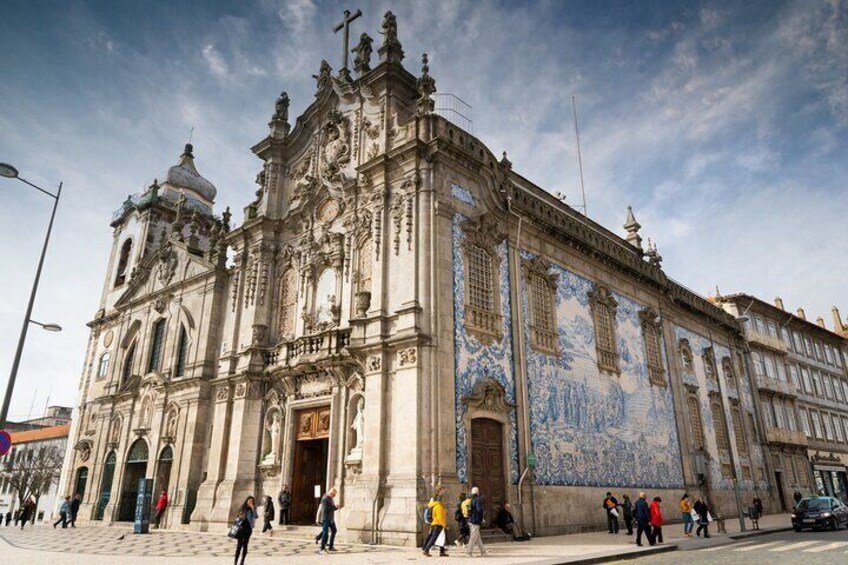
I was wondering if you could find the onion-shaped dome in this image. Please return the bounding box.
[163,144,216,203]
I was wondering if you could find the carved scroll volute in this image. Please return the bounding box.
[461,378,515,414]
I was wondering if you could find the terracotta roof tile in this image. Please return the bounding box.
[9,424,70,444]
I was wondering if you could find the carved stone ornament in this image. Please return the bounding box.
[398,347,417,367]
[153,293,172,314]
[216,385,229,402]
[103,330,114,348]
[75,440,93,462]
[462,378,515,414]
[461,213,506,252]
[157,239,179,287]
[298,373,333,398]
[321,110,351,184]
[163,407,179,442]
[367,356,382,372]
[108,416,122,446]
[234,382,247,399]
[251,324,268,347]
[354,291,371,318]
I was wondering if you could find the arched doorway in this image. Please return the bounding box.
[95,451,116,520]
[118,439,148,521]
[155,446,173,499]
[470,418,506,524]
[74,467,89,497]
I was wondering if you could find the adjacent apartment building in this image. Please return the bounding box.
[716,294,848,510]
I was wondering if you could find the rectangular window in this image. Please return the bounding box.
[175,327,188,378]
[776,361,787,383]
[834,415,845,442]
[823,413,834,441]
[805,337,814,357]
[789,365,800,391]
[731,406,748,455]
[843,381,848,403]
[793,331,804,353]
[782,328,794,350]
[753,351,765,377]
[754,316,766,335]
[825,375,835,399]
[836,378,845,403]
[148,319,166,373]
[801,367,813,394]
[812,371,823,397]
[467,245,495,312]
[761,399,774,429]
[767,320,778,337]
[528,271,558,354]
[773,399,786,429]
[836,349,844,367]
[799,408,811,437]
[815,341,824,362]
[825,345,834,365]
[843,417,848,443]
[589,286,619,373]
[764,354,776,380]
[785,403,797,431]
[688,395,704,450]
[811,411,823,439]
[712,402,730,452]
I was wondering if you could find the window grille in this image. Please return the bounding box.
[731,406,748,455]
[175,326,188,378]
[589,285,619,373]
[114,239,132,287]
[712,402,729,454]
[98,352,110,379]
[641,310,665,386]
[148,319,166,372]
[122,343,136,384]
[688,394,705,450]
[278,268,297,338]
[529,272,557,354]
[356,238,373,292]
[467,245,494,312]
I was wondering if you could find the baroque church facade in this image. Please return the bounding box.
[59,12,771,543]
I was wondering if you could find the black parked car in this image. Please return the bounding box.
[792,496,848,531]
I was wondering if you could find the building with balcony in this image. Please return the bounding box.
[716,294,848,509]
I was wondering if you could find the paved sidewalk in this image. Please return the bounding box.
[0,513,794,565]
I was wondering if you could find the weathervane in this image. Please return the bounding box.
[333,9,362,81]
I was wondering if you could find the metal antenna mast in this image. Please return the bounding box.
[572,95,588,217]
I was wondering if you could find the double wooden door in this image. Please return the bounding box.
[291,406,331,524]
[470,418,506,524]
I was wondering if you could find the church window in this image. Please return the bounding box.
[731,404,748,455]
[588,284,619,374]
[639,308,665,386]
[524,257,558,355]
[147,319,166,373]
[712,401,730,457]
[97,352,110,379]
[122,343,136,385]
[460,215,505,344]
[679,339,693,370]
[702,347,717,384]
[278,268,297,339]
[114,239,133,287]
[467,245,495,312]
[687,393,705,450]
[175,326,188,378]
[722,357,737,392]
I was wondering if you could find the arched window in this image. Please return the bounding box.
[687,393,705,450]
[524,257,558,355]
[97,352,111,379]
[640,308,665,386]
[722,357,737,392]
[588,284,619,374]
[731,404,748,455]
[155,446,174,498]
[679,339,693,370]
[278,268,297,339]
[114,239,133,287]
[148,319,166,372]
[95,451,117,521]
[703,347,718,384]
[122,343,136,385]
[75,467,89,498]
[712,401,729,452]
[175,326,188,378]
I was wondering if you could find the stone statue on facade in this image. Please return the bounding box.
[349,397,365,459]
[272,91,289,123]
[378,10,404,63]
[262,411,282,465]
[313,60,333,93]
[351,32,373,74]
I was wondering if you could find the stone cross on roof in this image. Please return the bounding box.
[333,9,363,81]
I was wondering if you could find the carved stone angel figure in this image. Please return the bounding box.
[351,32,373,73]
[272,91,289,122]
[381,11,398,45]
[313,60,332,92]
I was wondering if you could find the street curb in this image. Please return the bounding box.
[729,526,794,540]
[529,543,678,565]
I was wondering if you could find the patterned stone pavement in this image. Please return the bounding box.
[0,525,389,559]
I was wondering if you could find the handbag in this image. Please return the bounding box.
[435,529,446,548]
[610,507,619,518]
[227,517,244,539]
[706,511,713,523]
[690,509,699,520]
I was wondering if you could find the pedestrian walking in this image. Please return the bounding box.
[621,494,634,535]
[232,496,256,565]
[454,492,470,547]
[634,492,654,547]
[603,492,620,534]
[649,497,664,544]
[277,485,291,526]
[422,485,449,557]
[793,489,803,506]
[316,487,341,555]
[752,493,763,520]
[262,495,274,534]
[53,496,70,528]
[680,493,693,537]
[4,511,10,527]
[69,493,81,527]
[694,495,711,538]
[154,490,169,528]
[20,497,36,530]
[465,486,487,557]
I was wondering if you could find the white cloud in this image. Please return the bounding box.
[202,44,228,77]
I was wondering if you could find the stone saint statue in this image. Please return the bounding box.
[351,33,373,73]
[166,412,177,437]
[313,60,332,92]
[272,91,289,122]
[380,11,398,46]
[263,411,281,465]
[351,397,365,452]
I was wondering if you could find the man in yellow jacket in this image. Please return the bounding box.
[422,485,449,557]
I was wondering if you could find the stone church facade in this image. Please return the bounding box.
[59,12,770,543]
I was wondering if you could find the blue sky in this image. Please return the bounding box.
[1,0,846,418]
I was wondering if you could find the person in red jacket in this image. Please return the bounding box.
[649,496,664,544]
[154,490,169,528]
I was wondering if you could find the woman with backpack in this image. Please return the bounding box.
[422,485,448,557]
[232,496,256,565]
[454,492,470,547]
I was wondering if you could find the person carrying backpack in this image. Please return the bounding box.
[454,492,470,546]
[465,487,487,557]
[422,485,449,557]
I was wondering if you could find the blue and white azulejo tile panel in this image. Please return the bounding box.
[522,253,684,489]
[451,183,476,207]
[452,214,519,484]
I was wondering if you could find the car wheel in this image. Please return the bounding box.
[830,518,838,531]
[793,526,802,532]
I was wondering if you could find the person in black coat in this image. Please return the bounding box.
[633,492,654,547]
[694,496,711,538]
[69,494,81,527]
[621,494,634,535]
[262,495,275,533]
[277,485,291,526]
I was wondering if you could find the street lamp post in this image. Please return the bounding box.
[0,162,63,429]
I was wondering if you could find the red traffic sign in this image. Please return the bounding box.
[0,431,11,456]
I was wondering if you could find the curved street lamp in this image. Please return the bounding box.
[0,162,63,429]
